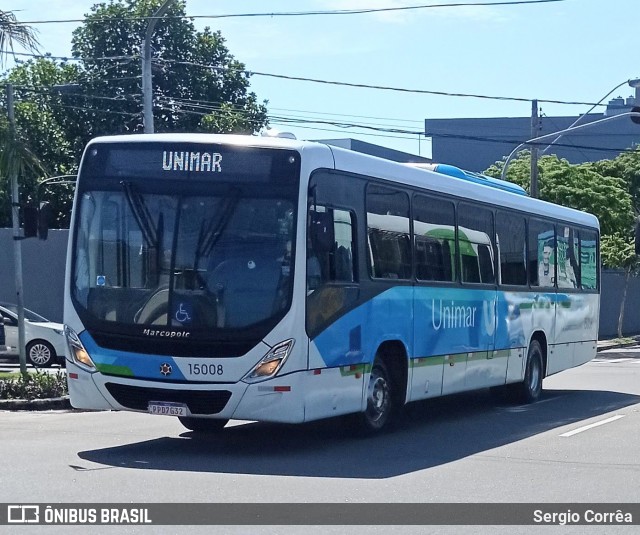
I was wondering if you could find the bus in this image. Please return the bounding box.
[63,133,600,433]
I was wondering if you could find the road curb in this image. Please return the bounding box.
[597,337,640,352]
[0,395,72,411]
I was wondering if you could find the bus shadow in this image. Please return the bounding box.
[77,388,639,479]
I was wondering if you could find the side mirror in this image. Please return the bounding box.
[38,201,52,240]
[23,204,38,238]
[21,202,52,240]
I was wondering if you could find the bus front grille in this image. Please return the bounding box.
[104,383,232,415]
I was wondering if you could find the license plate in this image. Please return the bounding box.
[148,401,188,416]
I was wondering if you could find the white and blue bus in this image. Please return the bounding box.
[64,133,600,433]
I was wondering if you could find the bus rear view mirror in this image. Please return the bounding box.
[38,201,53,240]
[23,202,52,240]
[23,204,38,238]
[310,211,334,253]
[635,218,640,255]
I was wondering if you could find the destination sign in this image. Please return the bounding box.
[162,150,222,173]
[80,141,299,185]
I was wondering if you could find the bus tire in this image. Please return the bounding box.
[516,340,544,404]
[178,417,229,433]
[356,357,396,434]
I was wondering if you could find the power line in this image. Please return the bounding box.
[21,87,142,103]
[159,59,609,108]
[9,51,137,62]
[426,131,639,153]
[10,82,633,152]
[270,120,429,143]
[157,95,422,132]
[9,51,616,108]
[18,1,566,25]
[269,106,425,125]
[5,71,637,153]
[46,103,141,118]
[247,70,607,107]
[3,87,636,153]
[152,98,638,153]
[0,77,142,91]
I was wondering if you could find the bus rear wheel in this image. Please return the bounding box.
[178,416,229,433]
[517,340,544,404]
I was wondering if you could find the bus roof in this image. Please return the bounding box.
[85,134,599,231]
[405,163,528,196]
[325,143,599,231]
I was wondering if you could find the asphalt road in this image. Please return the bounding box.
[1,348,639,535]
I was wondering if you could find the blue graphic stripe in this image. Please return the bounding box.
[312,286,563,367]
[79,331,185,380]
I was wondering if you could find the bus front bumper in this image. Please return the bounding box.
[66,360,306,424]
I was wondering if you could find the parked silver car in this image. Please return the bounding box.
[0,303,65,367]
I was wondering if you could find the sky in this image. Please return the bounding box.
[5,0,639,158]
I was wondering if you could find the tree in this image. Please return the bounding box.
[0,11,45,228]
[600,234,640,337]
[0,9,40,67]
[0,1,270,227]
[589,147,640,212]
[485,152,634,237]
[486,151,640,337]
[0,116,47,228]
[0,58,82,228]
[70,0,268,140]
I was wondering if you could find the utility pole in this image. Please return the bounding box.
[7,83,27,374]
[530,99,540,198]
[142,0,174,133]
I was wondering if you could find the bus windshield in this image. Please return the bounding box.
[70,142,299,354]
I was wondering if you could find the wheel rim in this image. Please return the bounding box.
[29,344,52,366]
[365,368,390,426]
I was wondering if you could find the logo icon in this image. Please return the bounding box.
[174,302,192,324]
[8,505,40,523]
[483,300,496,336]
[160,363,173,376]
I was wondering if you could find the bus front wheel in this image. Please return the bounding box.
[357,358,396,433]
[178,416,229,433]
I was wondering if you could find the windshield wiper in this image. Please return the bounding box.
[120,180,157,247]
[193,187,241,270]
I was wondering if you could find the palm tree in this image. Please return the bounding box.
[0,10,44,227]
[0,9,40,66]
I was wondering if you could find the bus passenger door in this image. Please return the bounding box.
[457,213,502,391]
[462,289,501,391]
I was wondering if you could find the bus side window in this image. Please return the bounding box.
[366,185,411,280]
[495,211,527,286]
[529,219,555,288]
[579,229,598,290]
[556,225,579,289]
[308,206,356,292]
[412,194,455,283]
[458,203,495,285]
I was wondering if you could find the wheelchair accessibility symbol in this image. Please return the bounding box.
[174,302,193,324]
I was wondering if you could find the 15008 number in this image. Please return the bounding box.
[188,364,224,376]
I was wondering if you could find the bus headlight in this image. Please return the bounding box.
[64,325,96,372]
[242,339,295,383]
